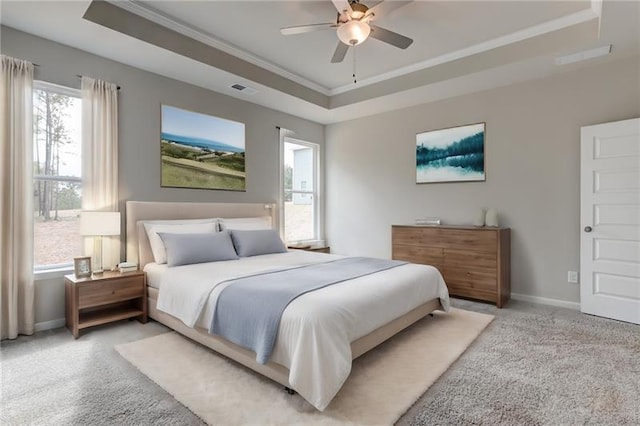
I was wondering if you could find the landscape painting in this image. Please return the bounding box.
[161,105,246,191]
[416,122,485,183]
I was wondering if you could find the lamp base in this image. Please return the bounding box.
[92,236,103,275]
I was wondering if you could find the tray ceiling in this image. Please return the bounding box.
[1,1,638,123]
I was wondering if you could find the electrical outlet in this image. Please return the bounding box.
[568,271,579,283]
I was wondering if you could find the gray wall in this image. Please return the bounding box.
[326,57,640,305]
[1,27,324,206]
[1,26,325,326]
[4,23,639,325]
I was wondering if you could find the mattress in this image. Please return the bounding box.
[144,262,168,289]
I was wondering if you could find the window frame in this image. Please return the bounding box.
[33,81,82,272]
[279,134,322,245]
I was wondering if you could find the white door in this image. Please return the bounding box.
[580,118,640,324]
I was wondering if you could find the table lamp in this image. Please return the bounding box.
[80,211,121,274]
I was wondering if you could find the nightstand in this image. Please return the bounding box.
[64,271,147,338]
[287,245,331,254]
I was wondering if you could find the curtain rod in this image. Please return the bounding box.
[76,74,121,90]
[30,66,120,91]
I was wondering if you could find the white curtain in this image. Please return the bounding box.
[0,55,35,339]
[81,77,120,269]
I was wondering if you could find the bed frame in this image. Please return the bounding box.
[126,201,443,390]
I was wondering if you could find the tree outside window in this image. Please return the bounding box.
[33,83,82,268]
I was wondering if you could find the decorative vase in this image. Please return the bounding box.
[473,209,486,227]
[485,208,499,227]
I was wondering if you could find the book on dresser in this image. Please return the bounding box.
[391,224,511,307]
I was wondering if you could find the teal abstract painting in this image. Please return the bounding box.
[416,122,485,183]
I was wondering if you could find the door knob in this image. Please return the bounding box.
[584,226,592,233]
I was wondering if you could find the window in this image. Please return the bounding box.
[281,136,321,244]
[33,82,82,269]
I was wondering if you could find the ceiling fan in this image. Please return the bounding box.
[280,0,414,63]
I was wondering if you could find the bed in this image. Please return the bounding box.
[126,201,450,410]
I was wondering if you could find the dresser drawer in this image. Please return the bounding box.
[392,245,444,270]
[444,249,497,291]
[79,276,144,309]
[392,226,496,252]
[444,249,496,269]
[446,284,496,303]
[392,226,434,246]
[438,229,496,252]
[444,268,497,291]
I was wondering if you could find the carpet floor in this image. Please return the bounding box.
[1,298,639,425]
[115,308,492,425]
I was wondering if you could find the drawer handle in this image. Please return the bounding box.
[112,290,116,295]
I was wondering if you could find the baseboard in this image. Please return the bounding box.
[511,293,580,311]
[34,318,66,332]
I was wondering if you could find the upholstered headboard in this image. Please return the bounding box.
[125,201,276,269]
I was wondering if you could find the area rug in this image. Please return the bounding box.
[116,308,493,425]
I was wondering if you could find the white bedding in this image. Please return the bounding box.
[144,262,168,289]
[155,251,449,410]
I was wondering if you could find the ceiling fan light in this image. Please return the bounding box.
[337,20,370,46]
[350,3,368,20]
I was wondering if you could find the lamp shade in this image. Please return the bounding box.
[337,21,371,46]
[80,211,121,236]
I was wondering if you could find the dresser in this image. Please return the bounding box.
[392,225,511,307]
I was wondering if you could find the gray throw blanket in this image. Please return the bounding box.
[209,257,407,364]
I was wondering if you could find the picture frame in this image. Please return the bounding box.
[416,122,486,184]
[74,256,92,278]
[160,104,246,191]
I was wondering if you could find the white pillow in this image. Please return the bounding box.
[219,216,272,231]
[143,219,218,264]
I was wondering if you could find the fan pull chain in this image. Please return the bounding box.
[352,44,357,84]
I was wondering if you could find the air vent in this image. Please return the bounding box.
[230,83,258,95]
[556,45,612,66]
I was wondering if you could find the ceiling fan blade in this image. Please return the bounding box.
[367,1,412,18]
[369,25,413,49]
[281,23,336,36]
[331,42,349,63]
[331,0,353,16]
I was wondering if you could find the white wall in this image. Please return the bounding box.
[326,57,640,305]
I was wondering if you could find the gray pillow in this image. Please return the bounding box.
[158,231,238,267]
[230,229,287,257]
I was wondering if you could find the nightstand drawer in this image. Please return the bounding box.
[79,277,144,309]
[287,245,330,254]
